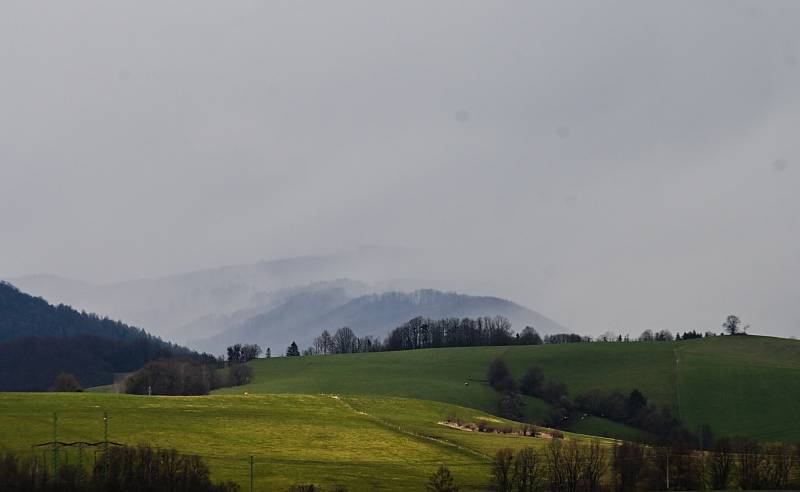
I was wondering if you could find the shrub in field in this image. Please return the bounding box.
[229,364,253,386]
[123,358,216,395]
[519,367,544,398]
[427,465,458,492]
[487,359,516,393]
[50,372,83,392]
[497,392,523,420]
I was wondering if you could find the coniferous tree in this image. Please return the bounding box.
[286,342,300,357]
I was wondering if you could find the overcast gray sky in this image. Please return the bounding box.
[2,1,799,337]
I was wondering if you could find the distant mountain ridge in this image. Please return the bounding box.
[193,288,566,354]
[7,247,426,342]
[6,248,567,355]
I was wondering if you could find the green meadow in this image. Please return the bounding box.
[219,335,800,442]
[0,392,596,491]
[2,335,798,490]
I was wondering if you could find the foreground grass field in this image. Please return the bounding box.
[4,337,798,489]
[0,392,602,491]
[218,336,800,442]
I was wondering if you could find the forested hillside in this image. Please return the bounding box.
[0,281,166,343]
[0,282,188,391]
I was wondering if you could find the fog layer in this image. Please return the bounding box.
[2,1,799,337]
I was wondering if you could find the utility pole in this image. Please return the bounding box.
[249,455,254,492]
[78,443,85,483]
[666,450,670,490]
[52,413,58,483]
[103,412,110,480]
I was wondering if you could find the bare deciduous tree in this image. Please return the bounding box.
[760,443,793,490]
[313,330,333,355]
[707,437,734,490]
[512,447,544,492]
[722,314,749,335]
[612,441,646,492]
[491,448,514,492]
[582,441,607,492]
[547,439,582,492]
[735,436,762,490]
[332,327,357,354]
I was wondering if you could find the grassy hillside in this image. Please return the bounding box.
[4,336,797,489]
[0,392,602,491]
[675,336,800,442]
[219,335,800,442]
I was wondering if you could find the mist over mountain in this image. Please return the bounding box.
[7,248,566,354]
[7,247,430,342]
[192,288,565,355]
[173,279,372,342]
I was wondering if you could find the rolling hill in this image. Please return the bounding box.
[216,335,800,443]
[192,289,566,355]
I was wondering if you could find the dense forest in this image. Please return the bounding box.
[0,334,176,391]
[0,282,192,391]
[0,281,174,343]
